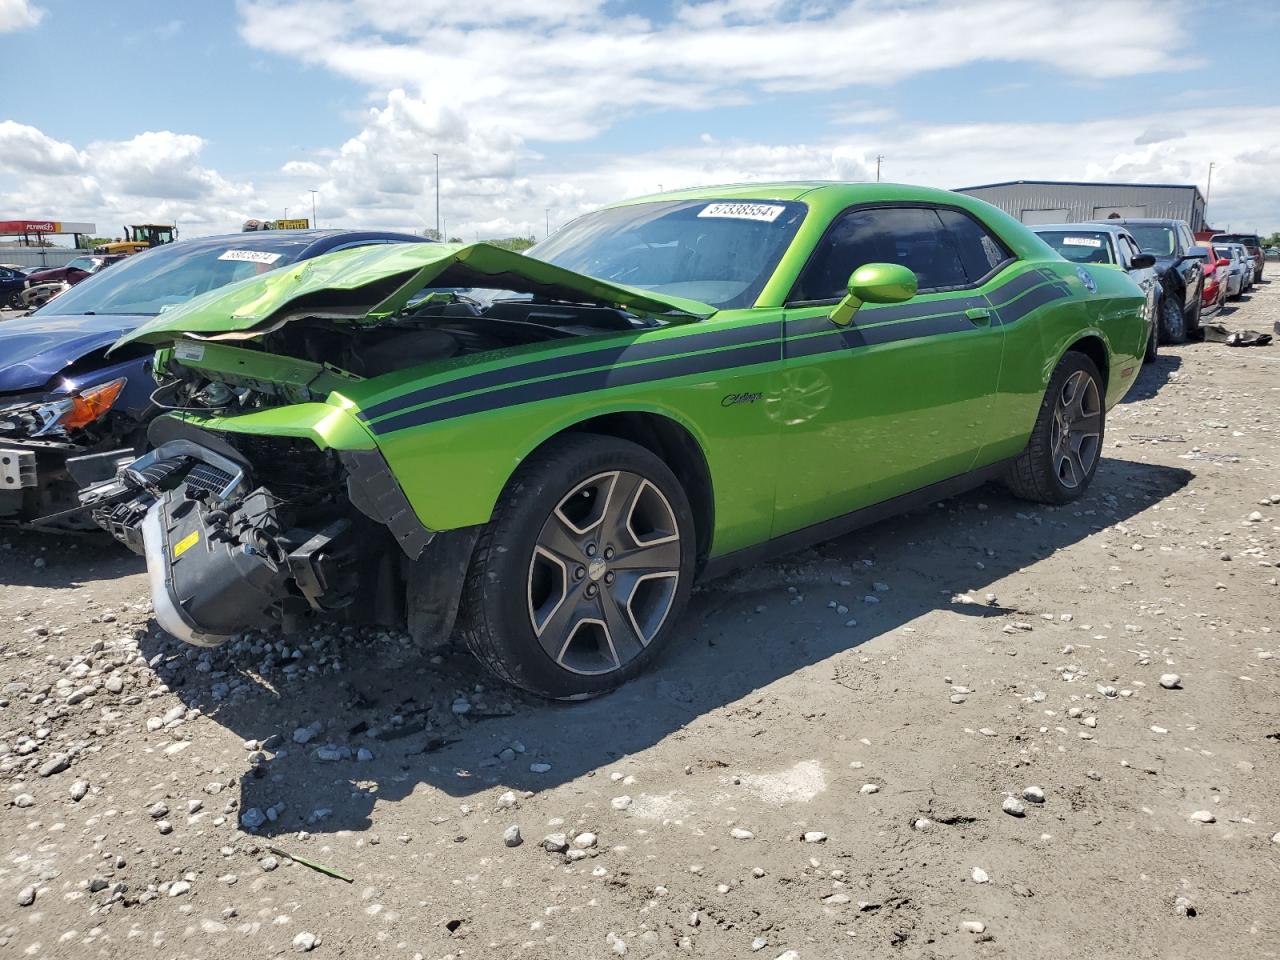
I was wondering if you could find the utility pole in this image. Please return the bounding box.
[545,208,551,238]
[433,153,441,240]
[309,189,318,228]
[283,207,289,220]
[1204,161,1215,226]
[875,154,884,183]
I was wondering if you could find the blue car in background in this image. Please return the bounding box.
[0,229,426,530]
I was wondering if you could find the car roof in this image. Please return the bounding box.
[105,229,429,265]
[614,181,980,206]
[1031,223,1127,236]
[1086,217,1182,225]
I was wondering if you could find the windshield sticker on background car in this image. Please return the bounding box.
[1062,236,1103,248]
[217,250,284,264]
[1075,266,1097,293]
[697,203,786,222]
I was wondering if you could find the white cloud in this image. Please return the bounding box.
[0,121,85,175]
[0,127,253,237]
[0,0,43,32]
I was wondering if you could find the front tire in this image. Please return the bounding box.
[1158,289,1186,344]
[1004,351,1105,505]
[459,434,696,699]
[1143,310,1159,363]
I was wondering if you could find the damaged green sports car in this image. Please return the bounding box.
[84,183,1148,698]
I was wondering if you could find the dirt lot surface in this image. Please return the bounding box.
[2,284,1278,960]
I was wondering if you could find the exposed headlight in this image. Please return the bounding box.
[27,378,128,437]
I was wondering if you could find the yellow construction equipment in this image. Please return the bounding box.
[99,224,177,256]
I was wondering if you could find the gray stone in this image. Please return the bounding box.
[240,807,266,830]
[37,753,70,777]
[503,825,523,847]
[17,885,35,907]
[1023,786,1045,804]
[1160,673,1182,690]
[13,793,34,808]
[1002,797,1026,817]
[293,931,319,952]
[542,833,568,853]
[69,780,88,801]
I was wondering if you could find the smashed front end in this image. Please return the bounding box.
[88,426,433,646]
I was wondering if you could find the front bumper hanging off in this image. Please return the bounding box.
[87,441,361,646]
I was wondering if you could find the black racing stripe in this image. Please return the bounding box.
[358,320,780,423]
[369,341,780,435]
[995,283,1071,325]
[784,312,976,359]
[785,294,987,338]
[987,270,1059,307]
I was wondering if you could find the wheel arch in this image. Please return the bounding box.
[518,408,716,571]
[1061,333,1110,392]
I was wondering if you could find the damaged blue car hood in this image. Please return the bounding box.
[0,313,147,394]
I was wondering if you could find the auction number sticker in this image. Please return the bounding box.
[1061,236,1102,248]
[697,203,786,223]
[174,341,205,362]
[218,249,284,264]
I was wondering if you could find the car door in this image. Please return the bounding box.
[772,204,1010,537]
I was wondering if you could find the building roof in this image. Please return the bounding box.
[956,179,1205,200]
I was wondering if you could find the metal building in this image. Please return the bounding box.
[954,180,1207,231]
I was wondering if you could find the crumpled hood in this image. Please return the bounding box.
[115,241,716,350]
[0,312,145,394]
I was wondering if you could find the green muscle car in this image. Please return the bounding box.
[86,183,1147,698]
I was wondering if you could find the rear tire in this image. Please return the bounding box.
[1143,311,1158,363]
[459,433,695,699]
[1004,351,1105,505]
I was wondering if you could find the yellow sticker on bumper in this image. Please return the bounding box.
[173,530,200,558]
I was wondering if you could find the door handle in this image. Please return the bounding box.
[965,307,993,326]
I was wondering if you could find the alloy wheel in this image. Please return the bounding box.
[527,470,682,676]
[1050,370,1102,489]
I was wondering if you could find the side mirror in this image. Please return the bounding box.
[1130,253,1156,269]
[1217,258,1231,269]
[830,262,918,326]
[1182,245,1210,262]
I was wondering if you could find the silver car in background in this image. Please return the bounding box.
[1032,222,1161,362]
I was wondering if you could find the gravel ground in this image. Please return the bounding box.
[1,282,1278,960]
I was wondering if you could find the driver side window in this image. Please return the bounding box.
[792,206,968,302]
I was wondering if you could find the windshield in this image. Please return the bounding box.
[1036,231,1115,265]
[526,199,808,308]
[66,256,98,272]
[35,236,317,316]
[1128,225,1176,257]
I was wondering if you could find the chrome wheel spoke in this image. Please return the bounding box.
[534,584,593,659]
[1073,412,1102,439]
[597,587,644,667]
[539,513,585,564]
[608,536,681,574]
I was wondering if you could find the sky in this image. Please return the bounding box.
[2,0,1278,244]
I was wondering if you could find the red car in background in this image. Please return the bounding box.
[23,254,126,287]
[1200,244,1230,312]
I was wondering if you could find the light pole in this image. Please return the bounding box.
[875,154,884,182]
[1204,161,1215,226]
[545,208,550,238]
[283,207,289,220]
[433,153,441,240]
[309,189,318,228]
